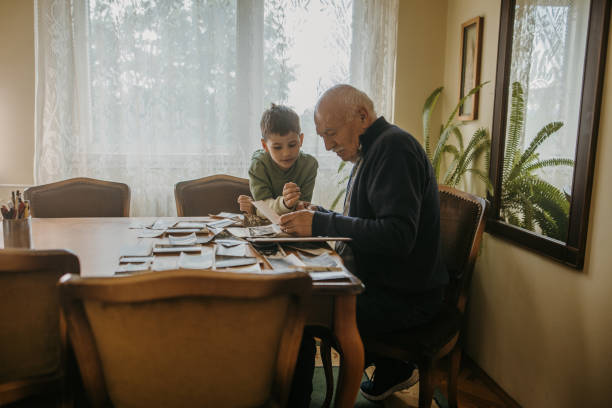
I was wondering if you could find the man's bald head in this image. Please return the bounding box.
[315,84,377,122]
[314,84,378,162]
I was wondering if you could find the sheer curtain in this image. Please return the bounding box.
[507,0,589,193]
[35,0,398,216]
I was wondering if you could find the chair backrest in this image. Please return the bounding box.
[174,174,251,216]
[0,249,79,405]
[59,270,311,408]
[438,185,488,313]
[24,177,130,218]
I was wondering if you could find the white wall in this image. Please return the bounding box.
[0,0,35,199]
[440,1,612,407]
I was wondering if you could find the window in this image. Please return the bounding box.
[35,0,398,215]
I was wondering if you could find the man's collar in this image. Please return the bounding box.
[359,116,390,153]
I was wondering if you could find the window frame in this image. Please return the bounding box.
[487,0,611,269]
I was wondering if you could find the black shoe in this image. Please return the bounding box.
[360,364,419,401]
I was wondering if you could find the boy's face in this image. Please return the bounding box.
[261,132,304,170]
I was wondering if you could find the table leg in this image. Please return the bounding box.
[333,294,364,408]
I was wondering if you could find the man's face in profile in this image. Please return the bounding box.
[315,105,362,163]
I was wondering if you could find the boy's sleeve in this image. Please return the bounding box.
[248,159,274,201]
[256,196,292,218]
[300,157,318,202]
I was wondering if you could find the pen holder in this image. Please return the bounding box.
[2,217,32,248]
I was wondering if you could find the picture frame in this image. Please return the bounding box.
[458,16,483,121]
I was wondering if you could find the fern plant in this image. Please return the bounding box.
[423,83,493,194]
[500,81,574,241]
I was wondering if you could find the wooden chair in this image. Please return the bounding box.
[0,249,80,407]
[174,174,251,216]
[59,270,312,408]
[24,177,130,218]
[320,185,488,408]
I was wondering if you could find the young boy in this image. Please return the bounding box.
[238,103,318,216]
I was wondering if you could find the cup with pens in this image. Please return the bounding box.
[1,190,32,248]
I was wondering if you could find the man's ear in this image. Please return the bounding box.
[261,138,269,152]
[299,133,304,146]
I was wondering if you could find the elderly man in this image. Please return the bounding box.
[280,84,448,403]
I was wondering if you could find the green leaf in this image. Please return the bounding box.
[423,87,443,160]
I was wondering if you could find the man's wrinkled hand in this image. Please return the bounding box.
[279,210,314,237]
[282,182,301,208]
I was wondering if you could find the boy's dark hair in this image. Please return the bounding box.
[260,103,301,140]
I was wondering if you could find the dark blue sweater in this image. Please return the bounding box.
[312,117,448,294]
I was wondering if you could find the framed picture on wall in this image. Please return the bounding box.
[459,16,483,121]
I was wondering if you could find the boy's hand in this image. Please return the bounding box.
[237,195,254,214]
[296,201,319,211]
[282,182,301,209]
[280,210,314,236]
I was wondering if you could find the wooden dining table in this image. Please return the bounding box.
[1,217,365,408]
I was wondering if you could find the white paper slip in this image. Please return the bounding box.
[226,227,250,238]
[129,222,153,229]
[215,212,244,220]
[267,253,306,269]
[286,245,331,256]
[151,219,176,230]
[252,200,281,224]
[119,256,154,263]
[207,218,236,229]
[227,263,262,273]
[215,238,245,247]
[216,244,248,257]
[174,221,207,229]
[196,235,215,244]
[152,257,178,271]
[309,271,350,281]
[115,262,150,274]
[178,251,213,269]
[298,252,339,268]
[168,233,197,246]
[119,243,153,257]
[215,257,258,268]
[136,229,165,238]
[166,228,202,234]
[153,245,202,254]
[248,225,281,237]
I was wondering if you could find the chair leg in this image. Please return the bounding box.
[320,338,334,408]
[447,347,462,408]
[418,359,435,408]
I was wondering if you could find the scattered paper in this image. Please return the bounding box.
[286,245,331,256]
[215,238,245,247]
[119,243,153,257]
[168,233,197,246]
[298,252,339,268]
[267,253,306,269]
[215,257,258,268]
[215,212,244,220]
[248,225,281,237]
[166,228,201,234]
[178,251,214,269]
[252,200,281,224]
[207,218,236,229]
[119,256,154,263]
[129,222,153,229]
[308,271,350,281]
[152,257,178,271]
[153,245,202,254]
[226,227,250,238]
[196,235,215,244]
[216,244,248,257]
[151,219,176,230]
[115,262,150,274]
[136,229,165,238]
[227,263,262,273]
[174,221,207,229]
